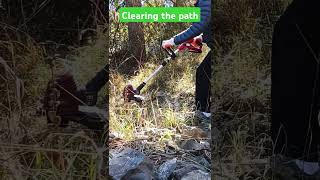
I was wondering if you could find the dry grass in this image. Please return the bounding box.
[109,23,213,174]
[109,45,210,142]
[212,0,288,179]
[0,24,108,179]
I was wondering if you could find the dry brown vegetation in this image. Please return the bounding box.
[0,1,108,179]
[212,0,290,179]
[108,1,213,179]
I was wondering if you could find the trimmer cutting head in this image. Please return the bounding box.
[123,84,145,103]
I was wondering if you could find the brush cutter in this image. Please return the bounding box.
[41,70,106,131]
[123,35,203,103]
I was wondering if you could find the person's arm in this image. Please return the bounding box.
[173,0,211,45]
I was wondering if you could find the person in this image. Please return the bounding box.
[162,0,212,124]
[270,0,320,178]
[77,64,108,106]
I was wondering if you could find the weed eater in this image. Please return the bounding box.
[123,35,203,103]
[40,61,107,131]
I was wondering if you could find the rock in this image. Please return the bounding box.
[156,158,177,180]
[194,156,211,168]
[121,163,154,180]
[198,122,211,133]
[179,125,208,139]
[173,165,200,179]
[179,139,208,151]
[109,132,122,139]
[181,170,211,180]
[109,148,154,180]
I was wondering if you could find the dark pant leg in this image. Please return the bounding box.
[196,50,212,112]
[271,0,320,162]
[85,64,108,92]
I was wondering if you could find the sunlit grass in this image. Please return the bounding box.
[109,46,211,143]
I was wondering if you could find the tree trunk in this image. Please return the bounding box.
[174,0,186,7]
[124,0,146,75]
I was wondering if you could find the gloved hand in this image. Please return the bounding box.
[162,38,175,49]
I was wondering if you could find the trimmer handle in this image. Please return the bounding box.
[164,47,177,59]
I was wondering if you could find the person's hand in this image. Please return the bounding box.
[162,38,175,49]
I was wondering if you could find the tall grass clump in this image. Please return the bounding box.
[0,22,108,179]
[212,0,287,179]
